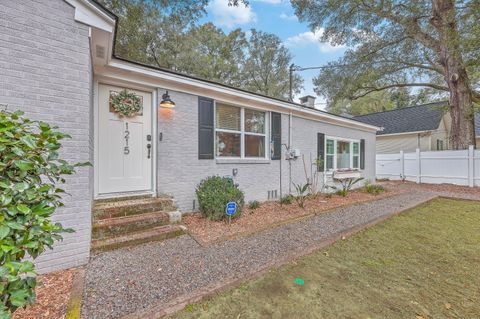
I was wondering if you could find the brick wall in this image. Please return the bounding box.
[0,0,93,273]
[157,89,376,212]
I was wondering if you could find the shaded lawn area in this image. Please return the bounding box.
[170,198,480,319]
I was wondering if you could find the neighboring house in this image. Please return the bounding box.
[476,113,480,146]
[0,0,379,273]
[354,102,456,154]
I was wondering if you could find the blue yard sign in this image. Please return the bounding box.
[225,202,237,216]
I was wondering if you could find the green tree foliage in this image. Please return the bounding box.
[327,88,435,116]
[182,23,247,87]
[243,30,303,99]
[0,110,86,317]
[292,0,480,149]
[98,0,302,100]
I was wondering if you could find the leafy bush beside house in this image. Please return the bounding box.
[0,110,85,318]
[363,180,386,195]
[196,176,245,221]
[279,195,294,205]
[248,200,260,210]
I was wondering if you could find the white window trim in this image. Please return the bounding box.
[325,136,361,172]
[214,101,270,160]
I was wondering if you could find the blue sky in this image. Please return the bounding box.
[201,0,348,108]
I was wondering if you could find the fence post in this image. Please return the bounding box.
[399,150,404,179]
[416,148,421,184]
[468,145,474,187]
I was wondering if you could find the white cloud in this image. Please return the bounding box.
[255,0,282,3]
[279,12,297,21]
[284,29,346,53]
[208,0,256,28]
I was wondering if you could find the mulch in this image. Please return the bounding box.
[388,180,480,196]
[182,185,406,245]
[13,268,76,319]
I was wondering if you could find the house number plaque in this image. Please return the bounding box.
[124,122,130,155]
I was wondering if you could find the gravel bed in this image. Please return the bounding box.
[81,190,449,319]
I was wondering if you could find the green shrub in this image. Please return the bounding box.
[328,177,364,197]
[248,200,260,210]
[293,183,310,208]
[325,192,333,199]
[196,176,244,221]
[0,110,87,317]
[363,181,386,195]
[279,195,294,205]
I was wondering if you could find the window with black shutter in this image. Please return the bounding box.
[360,139,365,170]
[271,112,281,160]
[317,133,325,172]
[198,97,214,159]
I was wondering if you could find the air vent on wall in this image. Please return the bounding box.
[95,45,106,59]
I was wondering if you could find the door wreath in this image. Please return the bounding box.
[110,89,142,117]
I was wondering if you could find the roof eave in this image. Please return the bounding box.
[107,58,381,132]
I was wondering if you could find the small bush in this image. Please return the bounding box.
[293,183,310,208]
[280,195,294,205]
[328,177,364,197]
[196,176,244,221]
[363,183,385,195]
[325,192,333,199]
[248,200,260,210]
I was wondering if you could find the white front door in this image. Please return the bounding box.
[98,84,153,194]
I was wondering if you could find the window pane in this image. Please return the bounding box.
[326,139,334,154]
[245,135,265,157]
[216,104,240,131]
[244,109,265,134]
[326,155,334,170]
[353,142,359,155]
[337,141,351,169]
[216,132,240,157]
[353,156,359,168]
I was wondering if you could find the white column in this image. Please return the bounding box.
[416,148,421,184]
[468,145,474,188]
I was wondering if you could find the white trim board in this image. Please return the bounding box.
[97,61,380,133]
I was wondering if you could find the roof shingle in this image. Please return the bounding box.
[353,102,448,135]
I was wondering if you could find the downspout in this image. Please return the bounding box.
[289,111,292,194]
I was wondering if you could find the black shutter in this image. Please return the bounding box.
[360,138,365,170]
[317,133,325,172]
[198,97,214,159]
[271,112,282,160]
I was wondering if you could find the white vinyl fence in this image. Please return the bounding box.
[376,146,480,187]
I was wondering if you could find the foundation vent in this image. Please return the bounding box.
[95,45,106,59]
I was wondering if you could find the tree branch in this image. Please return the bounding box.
[377,59,445,75]
[360,1,441,52]
[351,83,449,100]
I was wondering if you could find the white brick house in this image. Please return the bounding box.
[0,0,379,273]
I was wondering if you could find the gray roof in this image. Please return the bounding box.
[353,102,448,135]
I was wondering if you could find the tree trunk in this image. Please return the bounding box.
[431,0,476,149]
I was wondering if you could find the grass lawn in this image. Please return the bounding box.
[170,198,480,319]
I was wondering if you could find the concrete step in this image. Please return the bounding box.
[91,225,185,253]
[93,196,176,221]
[92,211,173,240]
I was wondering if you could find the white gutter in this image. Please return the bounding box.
[66,0,116,32]
[106,59,381,132]
[378,130,434,137]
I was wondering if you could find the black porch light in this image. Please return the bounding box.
[159,90,176,108]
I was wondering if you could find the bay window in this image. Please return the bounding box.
[215,103,267,158]
[325,138,361,171]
